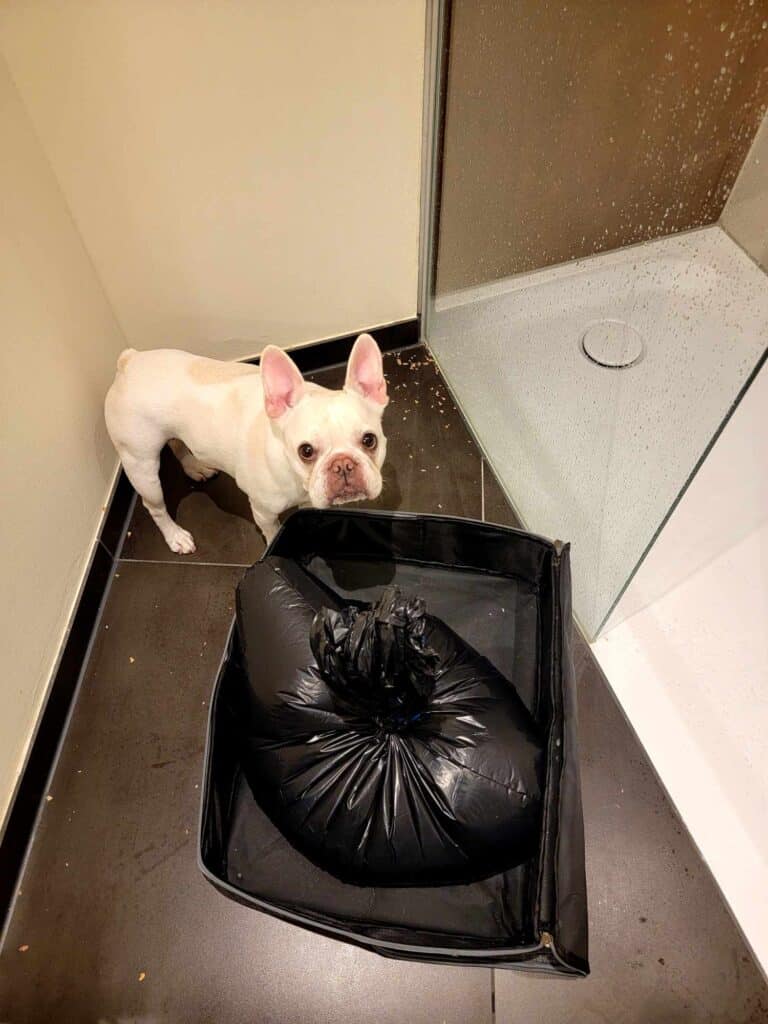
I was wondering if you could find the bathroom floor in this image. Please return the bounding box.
[1,345,766,1023]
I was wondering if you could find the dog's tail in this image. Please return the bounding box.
[116,348,137,372]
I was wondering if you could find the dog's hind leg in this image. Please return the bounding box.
[119,447,196,554]
[168,438,219,482]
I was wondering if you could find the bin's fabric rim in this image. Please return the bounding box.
[266,506,564,556]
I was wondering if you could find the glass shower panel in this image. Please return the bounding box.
[424,0,768,638]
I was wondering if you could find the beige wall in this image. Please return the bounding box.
[0,1,426,359]
[0,56,126,829]
[722,110,768,271]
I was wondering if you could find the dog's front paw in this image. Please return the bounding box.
[166,524,197,554]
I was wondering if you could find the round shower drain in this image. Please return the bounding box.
[580,320,644,369]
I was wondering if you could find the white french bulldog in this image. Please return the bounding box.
[104,334,388,553]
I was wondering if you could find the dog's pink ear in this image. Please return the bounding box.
[344,334,388,406]
[261,346,305,419]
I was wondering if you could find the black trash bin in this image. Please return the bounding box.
[199,509,589,975]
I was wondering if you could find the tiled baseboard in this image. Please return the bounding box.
[242,317,420,371]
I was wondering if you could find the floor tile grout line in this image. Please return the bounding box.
[97,538,114,559]
[119,558,253,568]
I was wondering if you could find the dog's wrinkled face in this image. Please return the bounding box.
[260,334,388,507]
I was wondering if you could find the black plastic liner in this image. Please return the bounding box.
[199,509,589,974]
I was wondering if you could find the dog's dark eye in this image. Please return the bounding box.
[298,443,315,461]
[361,432,377,451]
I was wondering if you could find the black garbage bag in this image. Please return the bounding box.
[200,509,589,975]
[240,583,544,886]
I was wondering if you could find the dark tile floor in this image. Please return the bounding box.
[1,345,766,1023]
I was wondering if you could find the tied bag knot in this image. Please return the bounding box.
[310,586,439,732]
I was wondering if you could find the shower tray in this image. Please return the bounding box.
[428,225,768,636]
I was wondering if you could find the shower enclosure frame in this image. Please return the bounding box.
[416,0,768,640]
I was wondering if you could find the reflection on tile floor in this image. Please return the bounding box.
[1,345,765,1023]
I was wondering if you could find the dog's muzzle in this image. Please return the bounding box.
[326,454,368,503]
